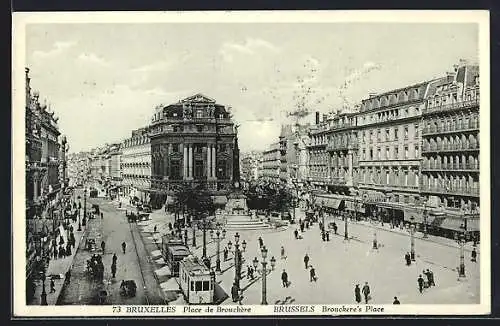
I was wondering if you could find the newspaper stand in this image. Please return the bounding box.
[179,255,215,304]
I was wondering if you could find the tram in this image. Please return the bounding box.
[179,255,216,304]
[161,234,191,276]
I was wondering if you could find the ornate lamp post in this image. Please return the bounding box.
[192,222,197,247]
[39,270,47,305]
[321,200,326,241]
[252,245,275,305]
[230,232,243,288]
[457,230,466,278]
[409,217,416,261]
[422,199,428,239]
[201,217,208,259]
[210,227,226,272]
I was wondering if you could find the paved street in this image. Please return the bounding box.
[58,195,164,305]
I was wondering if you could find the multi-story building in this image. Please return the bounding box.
[307,114,329,190]
[240,151,262,182]
[148,93,240,208]
[261,142,281,181]
[121,128,151,203]
[421,63,480,237]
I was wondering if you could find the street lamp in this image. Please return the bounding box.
[253,245,275,305]
[422,199,428,239]
[233,232,243,288]
[82,188,87,227]
[321,200,326,241]
[192,222,197,247]
[39,271,47,305]
[409,217,416,261]
[210,228,226,272]
[372,231,378,249]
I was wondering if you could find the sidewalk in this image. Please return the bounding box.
[27,217,86,305]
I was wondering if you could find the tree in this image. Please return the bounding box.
[172,182,215,223]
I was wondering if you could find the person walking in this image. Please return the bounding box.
[471,248,477,262]
[121,241,126,254]
[258,237,264,248]
[427,269,435,286]
[281,246,286,260]
[362,282,371,304]
[112,253,118,265]
[294,229,299,239]
[354,284,362,303]
[300,222,305,233]
[309,266,317,282]
[281,269,289,288]
[303,254,310,269]
[326,231,330,241]
[223,247,228,261]
[154,225,157,233]
[101,241,106,253]
[417,275,425,293]
[405,252,411,266]
[333,222,338,235]
[231,283,239,302]
[393,296,400,304]
[101,212,103,219]
[50,278,56,293]
[111,262,117,278]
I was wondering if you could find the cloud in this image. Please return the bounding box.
[219,38,280,62]
[32,40,76,58]
[131,61,173,73]
[77,52,109,66]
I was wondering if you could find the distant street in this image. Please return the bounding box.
[58,190,164,305]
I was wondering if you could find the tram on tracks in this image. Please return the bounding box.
[179,255,216,304]
[161,234,191,276]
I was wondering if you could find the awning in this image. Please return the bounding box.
[345,201,366,213]
[213,196,228,206]
[404,209,424,223]
[323,199,343,209]
[440,218,466,231]
[466,218,480,232]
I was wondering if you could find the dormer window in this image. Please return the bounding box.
[196,110,203,118]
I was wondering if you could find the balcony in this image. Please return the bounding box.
[421,186,480,197]
[422,143,479,153]
[328,177,347,186]
[326,141,359,152]
[421,164,479,172]
[423,98,479,115]
[422,124,479,136]
[307,141,327,148]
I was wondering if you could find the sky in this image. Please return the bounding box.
[25,23,479,153]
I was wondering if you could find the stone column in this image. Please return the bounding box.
[207,144,212,178]
[188,144,193,179]
[183,144,188,180]
[212,146,216,179]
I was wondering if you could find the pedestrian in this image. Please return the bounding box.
[362,282,371,304]
[326,231,330,241]
[154,225,157,233]
[309,266,317,282]
[333,222,338,234]
[53,246,58,260]
[405,252,411,266]
[101,212,103,219]
[319,222,323,231]
[59,235,65,246]
[101,241,106,253]
[121,241,126,254]
[223,247,228,261]
[66,243,72,256]
[305,221,309,229]
[112,253,117,265]
[281,246,286,259]
[300,223,304,233]
[294,229,299,239]
[247,265,252,280]
[354,284,361,303]
[281,269,289,287]
[417,274,425,293]
[471,248,477,262]
[393,296,400,304]
[50,278,56,293]
[59,245,65,258]
[111,263,117,278]
[168,222,173,230]
[258,237,264,248]
[304,254,310,269]
[427,269,435,286]
[231,283,239,302]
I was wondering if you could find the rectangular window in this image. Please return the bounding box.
[196,125,203,132]
[362,149,366,160]
[415,124,419,136]
[377,148,381,160]
[191,281,194,291]
[415,146,419,158]
[172,144,180,153]
[377,129,381,141]
[394,128,399,140]
[369,131,373,142]
[395,146,399,159]
[404,172,408,186]
[385,129,390,140]
[404,126,409,139]
[194,160,204,178]
[202,281,210,291]
[195,281,203,291]
[404,146,409,159]
[386,147,390,160]
[170,160,181,180]
[369,149,373,160]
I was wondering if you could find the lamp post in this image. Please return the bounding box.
[321,200,325,241]
[457,207,469,278]
[40,271,47,305]
[229,232,243,288]
[202,217,207,259]
[409,217,416,261]
[422,199,428,239]
[210,228,226,272]
[192,222,197,247]
[82,188,87,227]
[253,245,276,305]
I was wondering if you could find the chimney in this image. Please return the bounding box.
[446,71,456,82]
[369,92,377,99]
[322,114,327,122]
[315,112,320,125]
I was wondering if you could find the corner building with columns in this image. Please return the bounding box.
[149,94,239,207]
